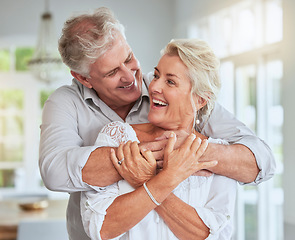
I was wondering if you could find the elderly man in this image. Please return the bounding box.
[39,7,275,240]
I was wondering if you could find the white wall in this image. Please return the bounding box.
[282,0,295,238]
[0,0,174,74]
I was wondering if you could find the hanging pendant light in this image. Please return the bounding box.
[28,0,63,84]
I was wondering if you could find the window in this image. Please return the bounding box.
[0,89,24,188]
[0,49,10,71]
[0,46,70,198]
[188,0,283,239]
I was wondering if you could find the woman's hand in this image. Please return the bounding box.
[110,141,157,188]
[162,132,217,184]
[151,129,208,173]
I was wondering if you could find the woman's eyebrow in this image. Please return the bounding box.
[166,73,180,79]
[154,67,180,79]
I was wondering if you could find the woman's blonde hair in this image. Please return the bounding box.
[161,39,221,121]
[58,7,125,77]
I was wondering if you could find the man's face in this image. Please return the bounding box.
[85,34,142,113]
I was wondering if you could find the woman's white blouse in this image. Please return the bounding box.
[80,121,237,240]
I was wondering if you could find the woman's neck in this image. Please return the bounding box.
[131,123,166,142]
[131,123,199,142]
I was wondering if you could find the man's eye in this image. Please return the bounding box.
[125,54,133,64]
[106,69,118,77]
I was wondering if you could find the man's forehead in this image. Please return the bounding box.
[96,38,132,69]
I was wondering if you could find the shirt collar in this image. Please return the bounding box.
[73,77,150,110]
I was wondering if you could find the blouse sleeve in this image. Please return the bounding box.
[195,175,237,239]
[194,137,236,239]
[80,121,138,240]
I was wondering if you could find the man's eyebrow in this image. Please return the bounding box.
[104,67,119,77]
[154,67,160,73]
[103,52,133,77]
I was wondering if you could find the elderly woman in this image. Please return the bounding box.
[80,39,237,240]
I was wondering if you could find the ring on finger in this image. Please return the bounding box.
[118,158,125,165]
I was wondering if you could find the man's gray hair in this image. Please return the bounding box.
[58,7,125,77]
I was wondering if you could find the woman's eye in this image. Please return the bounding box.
[167,79,175,85]
[153,73,159,79]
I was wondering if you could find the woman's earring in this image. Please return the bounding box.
[195,110,200,125]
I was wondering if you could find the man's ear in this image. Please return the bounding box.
[71,70,93,89]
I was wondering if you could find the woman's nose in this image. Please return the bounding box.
[149,78,163,93]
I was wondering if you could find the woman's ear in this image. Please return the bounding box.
[193,94,207,110]
[71,70,93,89]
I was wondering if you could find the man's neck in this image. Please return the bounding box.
[113,102,136,121]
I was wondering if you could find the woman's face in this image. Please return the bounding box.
[148,54,199,131]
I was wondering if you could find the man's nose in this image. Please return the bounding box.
[120,63,136,82]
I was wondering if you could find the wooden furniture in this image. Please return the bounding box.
[0,199,68,240]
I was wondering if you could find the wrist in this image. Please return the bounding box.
[143,182,161,206]
[155,169,181,190]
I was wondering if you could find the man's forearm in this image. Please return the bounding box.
[203,143,259,183]
[82,147,122,187]
[82,138,168,187]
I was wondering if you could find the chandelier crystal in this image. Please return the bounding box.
[28,1,64,83]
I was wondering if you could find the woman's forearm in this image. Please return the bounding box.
[155,194,209,240]
[100,170,179,239]
[202,143,259,183]
[100,186,156,240]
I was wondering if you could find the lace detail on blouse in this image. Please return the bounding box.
[100,121,130,145]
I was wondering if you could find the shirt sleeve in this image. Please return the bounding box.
[202,103,276,185]
[39,88,96,193]
[195,175,237,240]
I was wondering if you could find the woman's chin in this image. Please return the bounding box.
[147,117,162,128]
